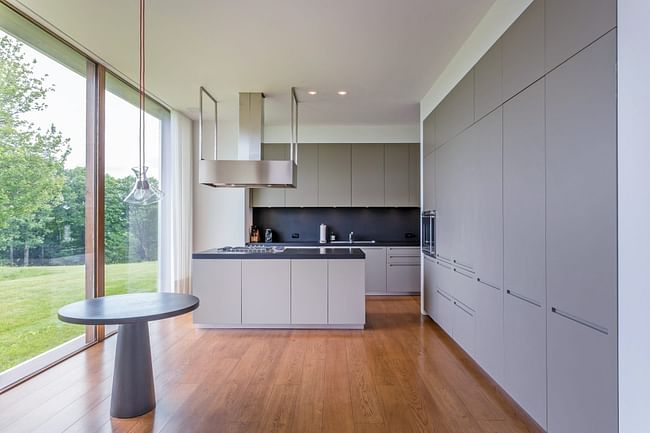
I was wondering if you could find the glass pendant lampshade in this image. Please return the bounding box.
[124,166,162,205]
[123,0,162,206]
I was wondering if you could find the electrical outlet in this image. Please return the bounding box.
[291,233,300,239]
[405,232,415,239]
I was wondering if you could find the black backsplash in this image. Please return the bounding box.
[252,208,420,243]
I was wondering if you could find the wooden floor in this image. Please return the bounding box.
[0,296,542,433]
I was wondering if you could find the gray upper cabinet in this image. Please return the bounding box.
[408,143,420,207]
[384,144,410,207]
[474,39,502,121]
[251,143,288,207]
[546,30,617,332]
[285,143,318,207]
[545,0,616,72]
[352,144,385,206]
[501,0,545,102]
[503,79,546,305]
[434,70,474,147]
[318,143,351,206]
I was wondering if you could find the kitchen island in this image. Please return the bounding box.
[192,247,366,329]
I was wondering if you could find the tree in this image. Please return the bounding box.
[0,35,70,265]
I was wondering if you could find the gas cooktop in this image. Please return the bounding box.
[214,246,285,254]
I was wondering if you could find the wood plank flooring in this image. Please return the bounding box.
[0,296,543,433]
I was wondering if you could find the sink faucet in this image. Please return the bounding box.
[349,231,354,243]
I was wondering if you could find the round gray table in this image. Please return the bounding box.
[58,293,199,418]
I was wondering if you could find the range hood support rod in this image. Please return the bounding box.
[199,86,218,161]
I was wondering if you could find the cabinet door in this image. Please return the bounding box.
[362,247,387,294]
[386,263,420,293]
[291,260,327,324]
[423,152,435,211]
[286,143,318,207]
[547,309,617,433]
[452,298,475,356]
[472,108,502,288]
[504,292,547,429]
[408,143,420,206]
[545,0,616,72]
[474,39,502,120]
[475,281,503,384]
[503,79,546,305]
[435,70,474,146]
[318,143,351,206]
[251,143,288,207]
[352,143,384,206]
[242,260,290,324]
[328,260,365,324]
[435,142,453,261]
[501,0,545,101]
[192,259,242,325]
[423,256,435,316]
[384,144,410,206]
[454,128,476,270]
[546,31,617,331]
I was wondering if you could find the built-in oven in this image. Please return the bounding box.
[421,210,436,257]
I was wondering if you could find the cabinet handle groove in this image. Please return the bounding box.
[551,307,608,335]
[388,264,420,267]
[436,254,452,263]
[436,289,452,302]
[389,255,420,258]
[436,261,452,270]
[453,259,474,271]
[477,278,501,291]
[453,267,474,280]
[453,299,474,316]
[506,289,542,308]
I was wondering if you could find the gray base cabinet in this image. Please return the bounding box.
[362,247,387,293]
[386,247,420,293]
[328,260,365,324]
[474,281,504,384]
[242,260,291,324]
[192,260,242,325]
[291,260,328,324]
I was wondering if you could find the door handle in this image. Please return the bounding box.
[506,289,541,308]
[551,307,608,335]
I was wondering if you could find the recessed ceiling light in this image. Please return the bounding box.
[308,90,318,95]
[337,90,348,96]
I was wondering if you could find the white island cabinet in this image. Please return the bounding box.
[192,248,365,329]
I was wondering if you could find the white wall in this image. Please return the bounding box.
[419,0,532,121]
[264,123,419,144]
[192,100,246,252]
[617,1,650,431]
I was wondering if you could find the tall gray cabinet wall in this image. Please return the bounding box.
[421,0,617,431]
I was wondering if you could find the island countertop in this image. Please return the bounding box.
[192,247,366,260]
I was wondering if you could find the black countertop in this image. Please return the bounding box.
[193,247,366,260]
[247,241,420,247]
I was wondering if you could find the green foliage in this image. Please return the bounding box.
[0,34,159,266]
[0,35,70,260]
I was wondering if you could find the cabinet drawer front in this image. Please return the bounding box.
[387,255,420,265]
[452,299,475,356]
[504,293,547,429]
[387,247,420,256]
[387,264,420,292]
[547,308,617,433]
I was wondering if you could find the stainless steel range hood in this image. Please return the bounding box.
[198,87,298,188]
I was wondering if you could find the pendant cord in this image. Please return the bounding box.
[139,0,145,180]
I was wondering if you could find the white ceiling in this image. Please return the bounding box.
[15,0,495,127]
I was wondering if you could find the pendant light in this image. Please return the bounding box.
[124,0,163,205]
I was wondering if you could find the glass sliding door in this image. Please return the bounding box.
[0,3,91,388]
[104,73,168,297]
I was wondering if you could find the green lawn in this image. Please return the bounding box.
[0,261,157,372]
